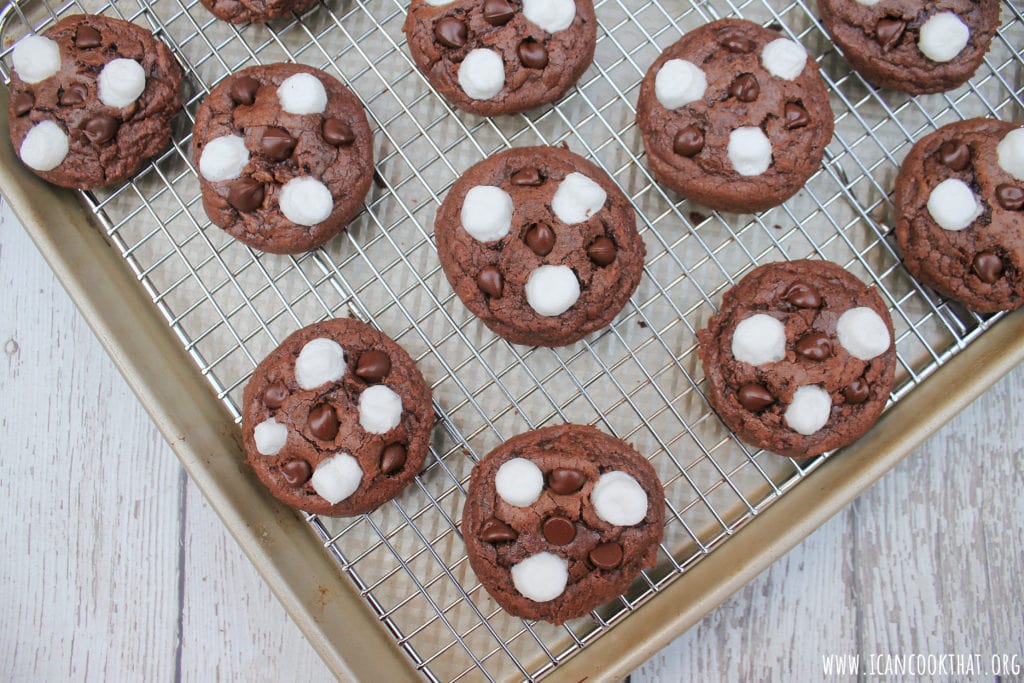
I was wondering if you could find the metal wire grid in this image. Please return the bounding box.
[2,0,1022,678]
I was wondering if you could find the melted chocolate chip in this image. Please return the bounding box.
[587,236,617,266]
[309,403,339,441]
[784,102,810,129]
[995,184,1024,211]
[729,73,760,102]
[673,125,705,157]
[589,542,623,570]
[525,223,555,256]
[875,18,905,51]
[511,168,543,186]
[75,25,102,49]
[476,266,503,298]
[542,516,576,545]
[323,118,355,146]
[82,115,119,144]
[434,17,467,48]
[60,83,89,106]
[738,382,774,411]
[548,468,585,494]
[482,0,515,25]
[261,127,296,161]
[795,332,832,361]
[380,443,407,474]
[783,281,821,308]
[518,40,549,69]
[843,378,870,405]
[480,518,517,542]
[719,27,755,53]
[228,177,265,213]
[972,252,1004,284]
[937,140,970,171]
[263,381,289,409]
[13,92,34,116]
[281,459,312,486]
[229,76,260,106]
[356,350,391,382]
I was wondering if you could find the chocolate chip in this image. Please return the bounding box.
[261,127,296,161]
[843,378,870,405]
[542,517,576,545]
[719,27,755,53]
[729,73,759,102]
[263,381,289,409]
[511,167,543,186]
[525,223,555,256]
[795,332,832,361]
[309,403,339,441]
[82,115,119,144]
[784,102,810,129]
[587,236,617,266]
[380,443,407,474]
[281,459,312,486]
[476,266,503,298]
[518,40,548,69]
[434,17,467,48]
[323,118,355,146]
[875,17,905,51]
[229,75,260,106]
[972,252,1004,284]
[13,92,34,117]
[937,140,970,171]
[228,177,264,213]
[480,518,517,542]
[548,468,585,494]
[737,382,774,411]
[356,350,391,382]
[783,281,821,308]
[60,83,89,106]
[995,184,1024,211]
[589,542,623,569]
[482,0,515,26]
[75,25,102,49]
[673,125,704,157]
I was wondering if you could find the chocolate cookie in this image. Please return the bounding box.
[635,19,834,213]
[697,260,896,458]
[7,14,183,189]
[816,0,1000,94]
[894,118,1024,312]
[434,146,645,346]
[200,0,316,24]
[241,318,434,516]
[402,0,596,116]
[192,64,374,254]
[462,424,664,624]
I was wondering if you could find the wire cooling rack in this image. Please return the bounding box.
[2,0,1022,679]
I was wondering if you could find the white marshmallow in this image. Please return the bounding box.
[97,59,146,108]
[784,385,832,436]
[311,453,363,504]
[495,457,544,507]
[552,172,606,224]
[591,471,648,526]
[731,313,786,366]
[525,265,580,317]
[836,307,890,361]
[12,34,61,84]
[654,59,707,110]
[926,178,982,231]
[511,552,568,602]
[761,39,808,80]
[728,127,772,176]
[279,177,334,226]
[294,338,346,390]
[254,418,288,456]
[277,72,328,115]
[358,385,403,434]
[918,12,969,63]
[421,0,453,4]
[852,0,879,4]
[522,0,575,33]
[458,49,505,100]
[19,120,68,172]
[996,128,1024,180]
[199,135,249,182]
[461,186,513,241]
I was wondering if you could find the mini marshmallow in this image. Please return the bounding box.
[852,0,879,4]
[591,471,648,526]
[294,338,346,390]
[728,127,772,176]
[279,177,334,226]
[926,178,982,231]
[422,0,453,4]
[461,186,513,241]
[358,385,403,434]
[996,128,1024,180]
[277,72,328,115]
[253,418,288,456]
[552,172,606,224]
[199,135,249,182]
[784,385,832,436]
[732,313,786,366]
[918,12,969,63]
[12,34,61,84]
[97,59,146,108]
[655,59,707,110]
[836,307,890,361]
[522,0,575,33]
[311,453,363,504]
[495,457,544,507]
[19,120,68,172]
[511,552,568,602]
[458,49,505,100]
[525,265,580,317]
[761,38,808,80]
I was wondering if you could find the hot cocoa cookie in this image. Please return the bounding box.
[816,0,1000,94]
[698,260,896,458]
[894,118,1024,312]
[462,424,664,624]
[434,146,645,346]
[200,0,316,24]
[7,14,183,189]
[241,318,434,516]
[192,64,374,254]
[402,0,596,116]
[635,19,834,213]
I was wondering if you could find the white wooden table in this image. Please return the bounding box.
[2,200,1022,681]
